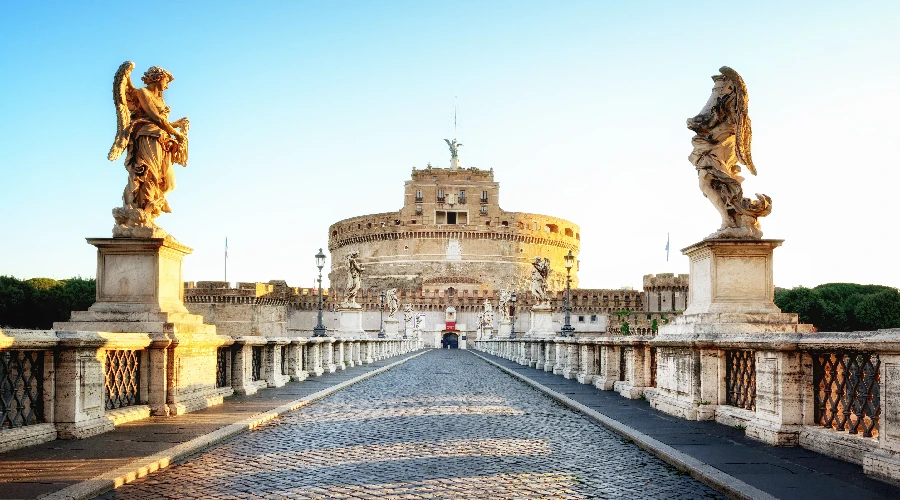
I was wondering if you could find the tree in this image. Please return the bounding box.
[0,276,96,329]
[775,283,900,332]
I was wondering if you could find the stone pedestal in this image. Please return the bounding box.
[54,237,232,418]
[337,307,366,338]
[650,238,814,424]
[498,320,511,339]
[481,326,494,340]
[384,318,400,338]
[525,306,555,339]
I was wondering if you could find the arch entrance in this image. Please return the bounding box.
[441,332,459,349]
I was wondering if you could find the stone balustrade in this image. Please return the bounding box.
[474,329,900,484]
[0,328,421,453]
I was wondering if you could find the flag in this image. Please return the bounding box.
[665,233,670,262]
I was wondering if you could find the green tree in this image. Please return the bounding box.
[775,283,900,332]
[0,276,95,329]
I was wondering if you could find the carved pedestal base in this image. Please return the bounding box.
[498,320,511,339]
[525,307,555,339]
[384,318,400,339]
[338,308,366,339]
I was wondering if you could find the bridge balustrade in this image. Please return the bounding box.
[0,329,421,453]
[472,329,900,484]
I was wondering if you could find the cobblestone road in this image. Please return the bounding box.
[98,350,722,499]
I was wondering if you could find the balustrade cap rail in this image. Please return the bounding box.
[0,329,59,350]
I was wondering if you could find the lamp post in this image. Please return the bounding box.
[313,248,327,337]
[378,290,386,338]
[509,291,517,339]
[561,249,575,337]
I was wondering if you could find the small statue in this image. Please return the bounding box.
[386,288,399,318]
[415,313,425,330]
[341,251,364,308]
[482,299,494,328]
[497,288,512,322]
[403,304,415,326]
[688,66,772,239]
[530,257,552,306]
[444,138,463,169]
[108,62,190,239]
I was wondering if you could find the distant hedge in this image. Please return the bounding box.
[0,276,95,329]
[774,283,900,332]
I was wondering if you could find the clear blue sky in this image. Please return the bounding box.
[1,1,898,290]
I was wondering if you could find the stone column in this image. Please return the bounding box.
[288,339,309,381]
[553,339,566,375]
[544,340,556,372]
[322,338,337,373]
[534,340,547,370]
[563,341,579,380]
[304,338,324,377]
[576,340,596,385]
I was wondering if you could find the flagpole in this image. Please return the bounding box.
[224,237,228,282]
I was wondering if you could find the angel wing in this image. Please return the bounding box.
[107,61,136,161]
[719,66,756,176]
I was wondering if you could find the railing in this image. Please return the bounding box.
[649,347,657,388]
[0,350,44,429]
[725,350,756,411]
[251,346,263,382]
[812,350,880,438]
[216,347,229,388]
[281,345,289,376]
[105,350,141,410]
[618,347,626,382]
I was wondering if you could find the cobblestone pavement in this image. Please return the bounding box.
[97,350,722,499]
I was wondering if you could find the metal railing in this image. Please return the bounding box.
[281,346,289,376]
[812,350,880,437]
[1,350,44,429]
[105,350,141,410]
[251,346,263,382]
[649,347,657,388]
[216,347,228,388]
[725,350,756,411]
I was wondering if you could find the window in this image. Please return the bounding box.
[415,205,422,214]
[438,189,445,202]
[481,190,488,202]
[578,316,585,323]
[447,212,457,224]
[459,190,466,201]
[501,221,509,227]
[590,315,598,322]
[481,206,488,215]
[415,190,423,201]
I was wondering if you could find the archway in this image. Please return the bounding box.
[441,332,459,349]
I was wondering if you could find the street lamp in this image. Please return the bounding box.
[509,291,517,339]
[561,249,575,337]
[378,290,386,338]
[313,248,327,337]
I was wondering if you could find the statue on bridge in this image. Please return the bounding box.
[403,304,415,328]
[386,288,399,318]
[530,257,552,308]
[341,251,364,308]
[482,299,494,328]
[688,66,771,239]
[108,61,190,239]
[497,288,512,322]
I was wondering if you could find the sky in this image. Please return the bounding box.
[1,1,898,291]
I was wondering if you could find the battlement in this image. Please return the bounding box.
[410,165,494,181]
[642,273,689,290]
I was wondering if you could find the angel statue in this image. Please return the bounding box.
[341,251,364,308]
[497,288,512,322]
[108,62,190,239]
[444,138,463,169]
[530,257,552,307]
[482,299,495,327]
[403,304,415,327]
[688,66,772,239]
[386,288,400,319]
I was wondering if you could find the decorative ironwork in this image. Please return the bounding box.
[649,347,657,388]
[618,347,626,382]
[812,351,880,438]
[725,350,756,411]
[251,346,263,382]
[105,350,141,410]
[280,346,289,375]
[1,350,44,429]
[216,347,228,388]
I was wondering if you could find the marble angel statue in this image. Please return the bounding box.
[687,66,771,239]
[386,288,399,319]
[530,257,552,307]
[497,288,512,322]
[108,62,189,238]
[341,251,364,308]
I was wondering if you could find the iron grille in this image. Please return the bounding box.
[812,351,880,438]
[280,346,289,375]
[1,350,44,429]
[216,347,228,388]
[105,350,141,410]
[725,350,756,411]
[649,347,657,388]
[251,346,263,382]
[618,348,626,382]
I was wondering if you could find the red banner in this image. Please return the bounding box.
[445,322,456,331]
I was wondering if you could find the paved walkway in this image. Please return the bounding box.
[95,349,721,499]
[475,350,900,500]
[0,351,424,500]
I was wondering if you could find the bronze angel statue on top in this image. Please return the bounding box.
[108,61,190,239]
[688,66,771,239]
